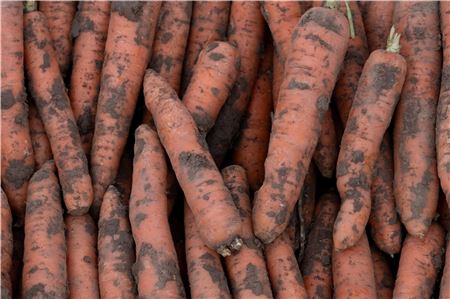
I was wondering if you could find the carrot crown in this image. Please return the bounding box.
[386,26,401,53]
[24,1,37,13]
[324,1,355,39]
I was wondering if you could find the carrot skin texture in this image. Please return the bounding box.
[222,166,273,299]
[252,7,349,244]
[1,1,34,224]
[129,125,186,298]
[39,1,76,80]
[370,246,394,299]
[393,2,441,237]
[22,161,67,298]
[1,189,13,298]
[28,101,52,169]
[144,70,242,254]
[98,186,136,298]
[333,233,377,299]
[206,2,265,165]
[66,214,99,299]
[90,1,162,218]
[313,109,338,178]
[393,223,445,298]
[69,1,111,156]
[363,2,394,52]
[440,237,450,299]
[24,10,93,215]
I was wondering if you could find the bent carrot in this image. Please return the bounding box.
[313,109,338,178]
[362,2,394,52]
[28,100,52,169]
[1,189,13,298]
[370,245,394,299]
[440,237,450,299]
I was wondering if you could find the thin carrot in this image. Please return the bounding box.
[440,236,450,299]
[362,1,394,52]
[313,109,338,178]
[1,189,13,298]
[28,100,52,169]
[370,245,394,299]
[272,52,283,109]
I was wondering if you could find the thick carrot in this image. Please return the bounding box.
[66,214,99,299]
[393,223,445,298]
[98,185,136,298]
[333,233,377,299]
[222,165,273,299]
[362,2,394,52]
[232,43,273,192]
[206,2,265,165]
[144,69,242,256]
[1,189,13,298]
[185,203,232,299]
[253,6,349,244]
[39,1,76,80]
[393,1,441,237]
[1,1,34,224]
[182,41,240,133]
[24,4,93,215]
[90,2,161,218]
[298,163,317,261]
[438,1,450,206]
[129,125,186,298]
[181,1,230,94]
[22,161,67,298]
[334,29,407,250]
[313,109,338,178]
[28,100,52,169]
[301,192,339,299]
[69,1,111,156]
[370,245,394,299]
[440,237,450,299]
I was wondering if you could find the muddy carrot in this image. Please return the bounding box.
[370,245,394,299]
[393,1,441,237]
[222,165,273,299]
[253,5,349,244]
[313,109,338,178]
[28,100,52,169]
[440,236,450,299]
[22,161,67,298]
[298,163,317,261]
[1,1,34,224]
[69,1,111,156]
[90,2,161,218]
[362,2,394,52]
[144,69,242,256]
[66,214,99,299]
[24,3,93,215]
[1,189,13,298]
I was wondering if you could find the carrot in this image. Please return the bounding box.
[393,1,441,237]
[182,41,240,133]
[301,191,339,299]
[440,236,450,299]
[222,165,273,299]
[206,2,265,165]
[370,245,394,299]
[313,109,338,178]
[362,2,394,52]
[28,100,52,169]
[439,192,450,232]
[24,3,93,215]
[98,185,136,298]
[253,5,349,244]
[393,223,445,298]
[90,2,161,218]
[298,163,317,261]
[39,1,76,80]
[1,189,13,298]
[129,124,186,298]
[232,43,273,192]
[333,233,377,299]
[69,1,111,156]
[65,214,99,299]
[185,202,232,299]
[181,1,230,94]
[1,1,34,224]
[144,69,242,256]
[438,1,450,206]
[22,161,67,298]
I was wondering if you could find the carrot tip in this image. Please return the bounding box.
[386,26,401,53]
[23,1,37,13]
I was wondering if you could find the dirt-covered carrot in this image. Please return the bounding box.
[22,161,67,298]
[28,100,52,169]
[1,1,34,224]
[222,165,273,299]
[298,163,317,261]
[438,1,450,206]
[253,5,349,244]
[98,185,136,298]
[66,214,99,299]
[69,1,111,156]
[185,203,232,299]
[333,233,377,299]
[393,2,441,237]
[39,1,76,80]
[144,69,242,256]
[440,237,450,299]
[24,3,93,215]
[182,41,240,133]
[393,223,445,298]
[207,2,265,165]
[90,2,161,218]
[370,245,394,299]
[232,43,273,192]
[1,189,13,298]
[313,109,338,178]
[334,28,407,250]
[129,125,186,298]
[181,1,230,94]
[362,2,394,52]
[301,192,339,299]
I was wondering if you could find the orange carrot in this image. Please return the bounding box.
[313,109,338,178]
[28,100,52,169]
[440,236,450,299]
[272,52,283,109]
[1,189,13,298]
[370,245,394,299]
[362,2,394,52]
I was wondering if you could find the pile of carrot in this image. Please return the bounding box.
[2,1,450,298]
